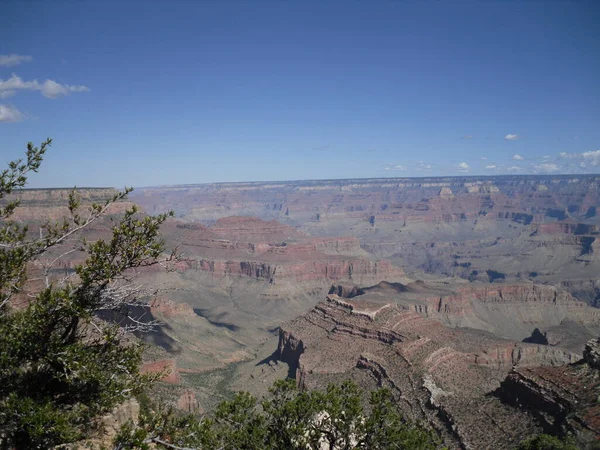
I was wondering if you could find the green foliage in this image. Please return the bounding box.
[362,389,436,450]
[0,141,173,449]
[516,434,579,450]
[114,378,442,450]
[114,397,214,450]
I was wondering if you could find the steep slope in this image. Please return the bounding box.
[276,291,596,449]
[497,338,600,447]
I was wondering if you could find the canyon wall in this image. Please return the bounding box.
[276,290,597,449]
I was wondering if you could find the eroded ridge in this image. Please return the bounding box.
[277,288,597,449]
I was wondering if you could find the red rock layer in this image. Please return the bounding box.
[150,298,194,318]
[141,359,180,384]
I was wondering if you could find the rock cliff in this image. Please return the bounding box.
[132,175,600,308]
[497,338,600,445]
[276,288,596,449]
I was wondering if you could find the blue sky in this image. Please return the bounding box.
[1,0,599,187]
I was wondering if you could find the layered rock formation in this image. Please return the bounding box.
[132,175,600,306]
[331,281,600,345]
[11,188,135,222]
[416,284,600,342]
[161,216,406,286]
[498,338,600,446]
[132,175,600,229]
[141,359,180,384]
[276,286,599,449]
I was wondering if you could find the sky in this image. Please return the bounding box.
[0,0,599,188]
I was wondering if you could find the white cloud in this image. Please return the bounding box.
[554,150,600,171]
[457,162,470,172]
[415,161,432,170]
[504,133,519,141]
[485,164,497,169]
[558,152,580,159]
[0,104,25,122]
[512,154,524,160]
[513,149,600,174]
[0,74,89,99]
[534,163,559,173]
[0,54,32,67]
[582,150,600,166]
[384,164,407,171]
[508,166,523,172]
[0,90,16,99]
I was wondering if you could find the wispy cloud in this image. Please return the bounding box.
[384,164,407,171]
[504,133,519,141]
[0,104,25,122]
[378,149,600,177]
[534,163,559,173]
[461,135,473,140]
[0,54,32,67]
[559,152,576,159]
[457,162,470,172]
[415,161,432,171]
[557,150,600,169]
[0,74,89,99]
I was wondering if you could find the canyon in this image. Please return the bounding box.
[133,175,600,303]
[11,175,600,447]
[277,292,600,449]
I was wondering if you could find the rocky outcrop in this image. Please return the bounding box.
[150,297,194,318]
[497,338,600,443]
[177,390,202,413]
[583,337,600,369]
[276,293,586,449]
[312,236,363,254]
[415,284,600,341]
[209,216,303,243]
[58,398,141,449]
[159,216,399,285]
[277,329,305,383]
[97,398,141,444]
[195,258,404,284]
[328,284,365,298]
[10,188,135,222]
[533,222,600,236]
